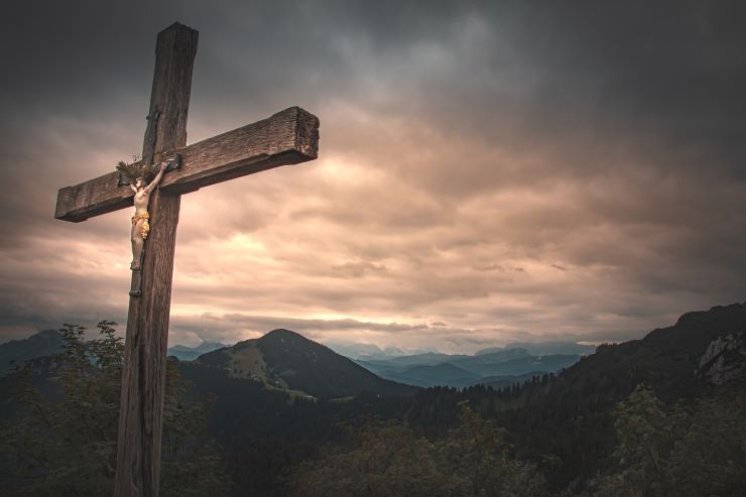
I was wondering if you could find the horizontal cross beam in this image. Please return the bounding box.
[55,106,319,222]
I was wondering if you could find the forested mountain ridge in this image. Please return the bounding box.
[560,302,746,400]
[283,303,746,497]
[178,302,746,495]
[443,302,746,490]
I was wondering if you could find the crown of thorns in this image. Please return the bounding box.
[116,160,156,183]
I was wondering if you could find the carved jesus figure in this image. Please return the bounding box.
[130,161,168,270]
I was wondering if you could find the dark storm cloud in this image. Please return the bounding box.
[1,0,745,349]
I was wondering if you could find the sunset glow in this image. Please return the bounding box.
[1,1,744,353]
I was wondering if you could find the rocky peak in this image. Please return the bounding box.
[698,332,746,386]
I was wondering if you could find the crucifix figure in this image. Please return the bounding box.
[54,22,319,497]
[129,161,167,269]
[117,155,181,272]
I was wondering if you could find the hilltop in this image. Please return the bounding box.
[195,328,417,399]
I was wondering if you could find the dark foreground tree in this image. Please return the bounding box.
[0,321,231,496]
[287,403,547,497]
[585,383,746,497]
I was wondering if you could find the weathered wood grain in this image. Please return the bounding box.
[55,105,319,222]
[114,22,195,497]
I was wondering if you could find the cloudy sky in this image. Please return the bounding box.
[1,0,744,353]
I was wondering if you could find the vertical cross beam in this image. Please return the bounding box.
[114,23,198,497]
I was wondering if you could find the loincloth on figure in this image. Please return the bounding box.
[131,212,151,240]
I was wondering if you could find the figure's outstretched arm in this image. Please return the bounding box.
[144,162,168,194]
[130,183,138,193]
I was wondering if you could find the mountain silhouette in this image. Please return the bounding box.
[196,328,418,399]
[557,302,746,400]
[0,329,63,377]
[487,302,746,490]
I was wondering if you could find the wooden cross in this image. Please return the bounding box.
[54,23,319,497]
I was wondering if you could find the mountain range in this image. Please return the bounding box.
[0,328,590,390]
[3,303,744,401]
[2,302,745,497]
[356,347,585,388]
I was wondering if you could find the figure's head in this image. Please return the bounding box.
[135,177,146,189]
